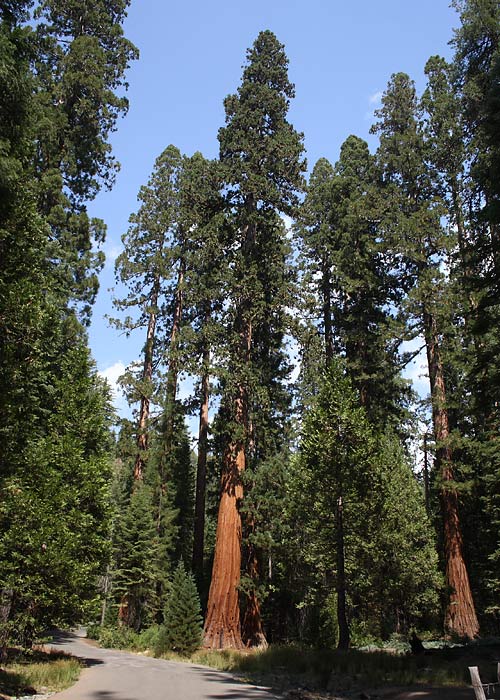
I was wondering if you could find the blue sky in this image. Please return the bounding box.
[88,0,459,417]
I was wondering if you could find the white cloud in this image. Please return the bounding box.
[400,338,429,399]
[369,90,383,105]
[364,90,383,121]
[99,361,126,391]
[104,242,122,269]
[99,361,130,418]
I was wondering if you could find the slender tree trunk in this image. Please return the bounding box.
[203,387,246,650]
[423,309,479,639]
[336,495,350,649]
[133,277,160,482]
[423,432,430,515]
[192,346,210,581]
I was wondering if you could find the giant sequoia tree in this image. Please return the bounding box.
[203,30,306,650]
[450,0,500,625]
[372,72,479,639]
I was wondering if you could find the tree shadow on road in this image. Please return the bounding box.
[190,665,279,699]
[90,692,135,700]
[46,629,105,668]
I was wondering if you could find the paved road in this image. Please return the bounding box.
[48,630,280,700]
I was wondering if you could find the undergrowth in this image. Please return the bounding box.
[0,648,81,697]
[87,625,500,693]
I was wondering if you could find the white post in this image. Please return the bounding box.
[469,666,487,700]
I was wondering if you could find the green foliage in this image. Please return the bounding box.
[219,30,306,214]
[0,0,135,653]
[156,562,203,655]
[93,625,141,650]
[0,334,114,647]
[4,2,500,654]
[296,138,411,431]
[31,0,138,318]
[291,361,441,642]
[111,481,159,630]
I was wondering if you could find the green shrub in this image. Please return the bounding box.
[137,624,162,651]
[86,623,101,640]
[97,626,140,649]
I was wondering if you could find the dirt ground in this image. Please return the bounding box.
[284,686,477,700]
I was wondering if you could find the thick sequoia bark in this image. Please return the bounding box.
[203,391,246,650]
[133,278,160,482]
[336,495,350,650]
[204,230,254,647]
[192,347,210,581]
[423,310,479,639]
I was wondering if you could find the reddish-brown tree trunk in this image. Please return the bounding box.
[204,212,266,649]
[203,390,246,650]
[192,347,210,581]
[133,278,160,482]
[204,263,254,649]
[423,310,479,639]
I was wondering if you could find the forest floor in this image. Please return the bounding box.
[0,646,81,699]
[184,638,500,700]
[201,640,500,700]
[282,687,476,700]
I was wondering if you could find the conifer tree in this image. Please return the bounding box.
[296,138,409,430]
[450,0,500,625]
[32,0,138,319]
[112,482,158,630]
[204,30,306,650]
[294,362,440,647]
[157,562,203,655]
[372,72,479,638]
[0,7,117,649]
[112,145,183,482]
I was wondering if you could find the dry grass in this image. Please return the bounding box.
[0,648,81,698]
[160,640,500,694]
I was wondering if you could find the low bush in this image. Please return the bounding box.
[137,624,162,652]
[94,625,140,650]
